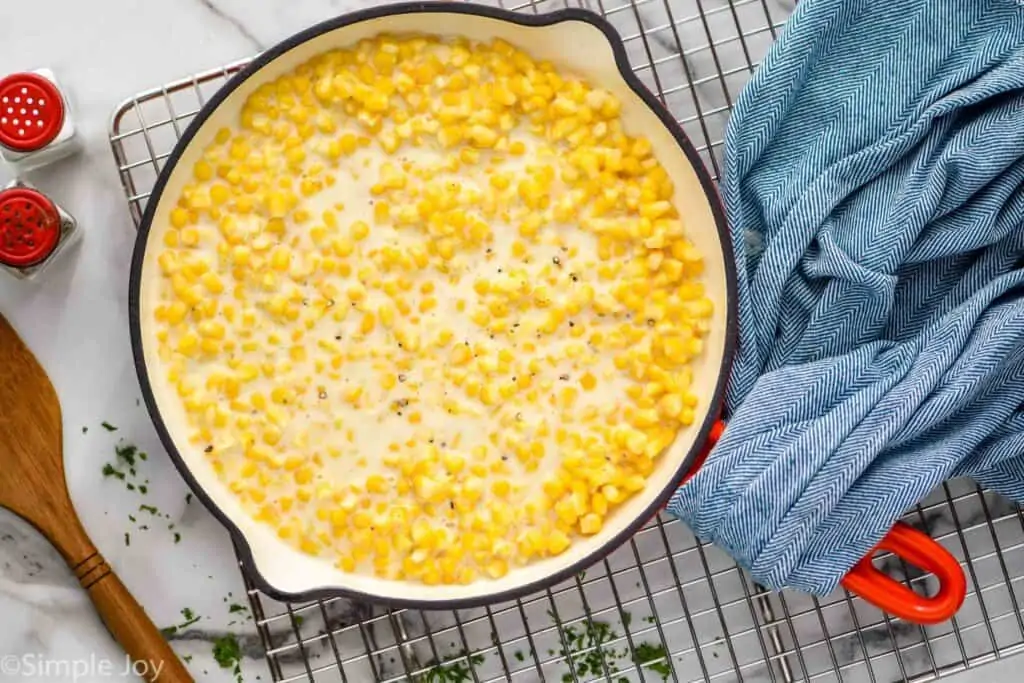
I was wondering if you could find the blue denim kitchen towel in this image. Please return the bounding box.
[666,0,1024,595]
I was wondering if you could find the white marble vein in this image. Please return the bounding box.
[2,1,1014,683]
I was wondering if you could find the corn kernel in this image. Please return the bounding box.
[351,220,370,241]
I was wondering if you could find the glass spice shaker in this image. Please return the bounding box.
[0,70,81,172]
[0,179,80,280]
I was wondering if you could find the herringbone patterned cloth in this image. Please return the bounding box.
[666,0,1024,595]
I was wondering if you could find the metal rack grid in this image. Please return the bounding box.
[107,1,1024,681]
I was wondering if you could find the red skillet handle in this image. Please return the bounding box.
[840,521,966,624]
[680,419,725,485]
[681,420,965,624]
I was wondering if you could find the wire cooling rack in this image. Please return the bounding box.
[109,1,1024,681]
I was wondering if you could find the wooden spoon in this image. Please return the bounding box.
[0,314,193,682]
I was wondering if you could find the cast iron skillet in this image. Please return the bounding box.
[129,2,963,623]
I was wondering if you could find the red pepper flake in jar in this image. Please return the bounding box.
[0,70,80,172]
[0,181,80,280]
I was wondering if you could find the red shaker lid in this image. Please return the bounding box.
[0,73,65,152]
[0,187,61,267]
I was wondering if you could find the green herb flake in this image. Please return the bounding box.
[116,443,137,466]
[176,608,201,630]
[514,651,524,662]
[634,642,671,680]
[140,504,159,515]
[139,485,148,494]
[160,626,177,638]
[557,619,620,681]
[82,426,88,434]
[102,463,126,480]
[186,493,193,505]
[416,650,484,682]
[101,421,117,432]
[124,532,130,546]
[182,655,193,664]
[212,634,242,670]
[229,603,248,613]
[173,532,182,544]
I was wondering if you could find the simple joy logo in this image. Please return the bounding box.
[0,654,166,681]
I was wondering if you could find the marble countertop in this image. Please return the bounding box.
[0,1,1015,682]
[0,3,385,681]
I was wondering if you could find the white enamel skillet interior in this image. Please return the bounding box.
[130,2,737,608]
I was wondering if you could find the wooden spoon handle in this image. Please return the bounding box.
[74,552,194,682]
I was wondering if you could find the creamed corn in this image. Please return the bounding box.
[151,34,714,586]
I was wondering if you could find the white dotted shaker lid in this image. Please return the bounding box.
[0,73,64,152]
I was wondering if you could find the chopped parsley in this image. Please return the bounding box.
[101,421,118,432]
[558,619,627,681]
[100,442,149,496]
[124,532,130,546]
[162,607,202,638]
[173,532,181,544]
[140,504,159,515]
[102,463,125,480]
[178,608,201,629]
[634,642,671,680]
[212,634,244,683]
[82,426,88,434]
[229,603,248,613]
[416,650,484,682]
[116,443,137,466]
